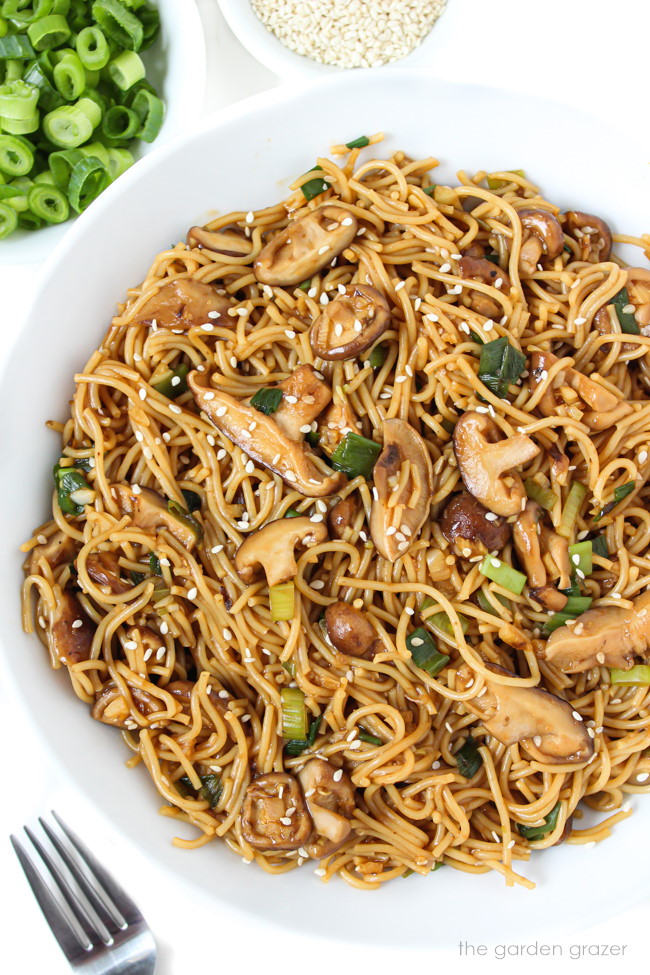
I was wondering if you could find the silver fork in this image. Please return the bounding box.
[10,811,156,974]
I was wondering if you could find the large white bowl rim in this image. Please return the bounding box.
[1,69,649,947]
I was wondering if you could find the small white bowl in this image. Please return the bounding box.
[0,0,206,265]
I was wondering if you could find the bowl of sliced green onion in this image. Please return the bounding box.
[0,0,206,262]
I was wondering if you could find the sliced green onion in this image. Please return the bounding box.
[299,163,328,202]
[0,132,32,173]
[282,660,296,677]
[0,33,35,59]
[469,330,485,344]
[27,181,68,222]
[167,499,203,544]
[22,59,64,110]
[0,78,38,119]
[43,100,97,147]
[563,595,593,614]
[610,665,650,685]
[611,287,640,335]
[297,279,310,291]
[558,480,587,538]
[366,343,387,369]
[406,627,449,678]
[105,145,133,180]
[568,540,592,578]
[181,489,201,513]
[48,146,83,186]
[270,581,295,621]
[591,534,609,559]
[423,183,436,196]
[153,362,189,399]
[53,50,85,99]
[101,103,138,140]
[484,252,501,264]
[130,569,145,585]
[130,86,163,141]
[138,3,160,50]
[423,609,469,638]
[542,611,576,635]
[107,48,144,90]
[53,462,91,515]
[478,336,526,399]
[0,110,38,132]
[4,174,30,209]
[92,0,143,51]
[197,773,223,808]
[305,429,319,448]
[250,386,282,415]
[358,729,382,745]
[595,480,636,522]
[455,735,483,778]
[67,155,108,211]
[281,687,307,741]
[27,13,70,51]
[330,432,381,480]
[284,507,302,518]
[0,198,17,235]
[148,552,161,575]
[78,140,110,168]
[479,555,526,595]
[487,169,525,190]
[476,589,510,616]
[285,715,320,756]
[75,25,109,69]
[516,801,561,841]
[524,477,558,512]
[346,135,370,149]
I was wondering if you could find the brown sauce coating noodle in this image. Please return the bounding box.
[21,139,650,890]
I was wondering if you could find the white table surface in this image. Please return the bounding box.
[1,1,649,971]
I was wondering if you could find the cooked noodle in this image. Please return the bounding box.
[21,137,650,889]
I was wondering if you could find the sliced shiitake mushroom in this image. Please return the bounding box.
[254,205,358,286]
[458,256,512,318]
[370,419,433,561]
[112,484,202,550]
[132,278,231,329]
[309,284,390,360]
[234,517,328,588]
[48,590,95,665]
[528,350,631,431]
[543,588,650,673]
[271,365,332,442]
[85,550,131,594]
[92,682,166,727]
[186,225,253,258]
[24,530,77,575]
[452,412,539,517]
[518,208,564,274]
[562,211,612,263]
[316,399,359,457]
[241,772,312,851]
[456,663,593,764]
[327,495,359,540]
[297,759,355,858]
[440,491,510,559]
[189,372,344,498]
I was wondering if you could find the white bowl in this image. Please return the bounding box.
[0,0,206,265]
[1,70,649,947]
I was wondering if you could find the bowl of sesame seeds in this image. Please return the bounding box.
[218,0,448,77]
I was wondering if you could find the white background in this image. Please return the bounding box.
[1,1,649,972]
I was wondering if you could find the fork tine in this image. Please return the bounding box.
[52,811,144,926]
[10,833,88,963]
[24,824,111,946]
[38,817,124,935]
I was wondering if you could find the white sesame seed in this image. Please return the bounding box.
[246,211,254,223]
[485,512,498,522]
[71,619,83,630]
[169,404,182,415]
[533,735,542,746]
[285,329,296,338]
[574,317,587,325]
[216,406,227,417]
[439,263,451,273]
[637,772,649,782]
[124,640,138,650]
[332,769,343,782]
[187,587,198,600]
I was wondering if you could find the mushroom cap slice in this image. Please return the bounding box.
[518,208,564,274]
[370,418,433,561]
[186,225,253,258]
[189,372,344,498]
[234,517,328,588]
[297,759,355,859]
[241,772,312,851]
[85,550,132,594]
[113,484,201,550]
[513,500,546,589]
[132,278,231,330]
[452,412,539,517]
[458,256,512,318]
[253,205,358,286]
[24,530,77,575]
[271,364,332,442]
[543,589,650,673]
[316,399,359,457]
[440,491,510,558]
[324,601,376,657]
[91,681,167,727]
[49,590,95,665]
[529,350,631,431]
[327,495,359,540]
[309,284,390,360]
[563,211,612,262]
[456,663,593,764]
